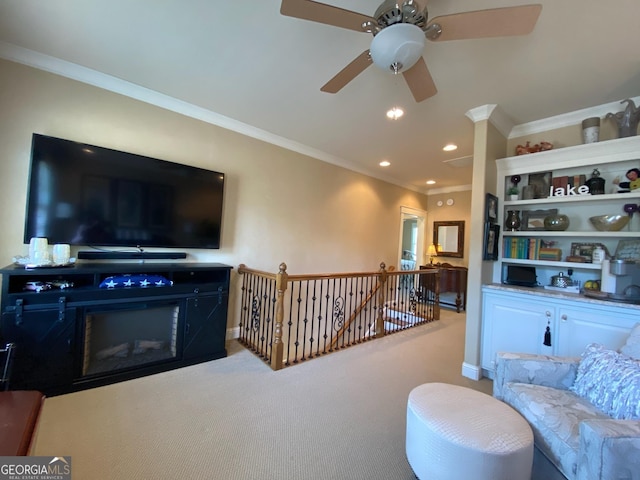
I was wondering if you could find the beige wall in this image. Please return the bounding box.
[0,59,429,330]
[426,190,471,267]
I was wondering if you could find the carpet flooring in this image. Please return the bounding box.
[31,310,492,479]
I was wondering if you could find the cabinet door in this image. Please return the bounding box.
[183,294,228,360]
[1,307,77,391]
[556,306,638,357]
[482,292,554,373]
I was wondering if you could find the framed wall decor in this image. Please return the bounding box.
[521,209,558,231]
[433,221,465,258]
[570,242,610,262]
[485,193,498,223]
[483,222,500,261]
[527,171,552,199]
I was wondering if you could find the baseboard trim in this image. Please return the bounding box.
[226,326,240,340]
[461,362,482,381]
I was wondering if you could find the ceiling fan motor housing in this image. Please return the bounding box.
[369,23,426,73]
[374,0,428,29]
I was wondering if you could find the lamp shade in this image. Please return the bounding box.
[427,244,438,256]
[370,23,425,73]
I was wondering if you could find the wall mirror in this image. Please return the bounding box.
[433,221,465,258]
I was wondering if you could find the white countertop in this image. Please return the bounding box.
[483,283,640,311]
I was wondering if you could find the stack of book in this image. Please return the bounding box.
[503,238,543,259]
[538,247,563,261]
[503,239,564,261]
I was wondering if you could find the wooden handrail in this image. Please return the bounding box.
[239,264,407,283]
[237,264,277,279]
[238,262,439,370]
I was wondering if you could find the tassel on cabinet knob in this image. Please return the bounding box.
[543,326,552,347]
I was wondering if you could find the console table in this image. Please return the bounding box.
[419,263,468,313]
[0,262,232,396]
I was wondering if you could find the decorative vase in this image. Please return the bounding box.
[544,214,570,231]
[581,117,600,144]
[605,99,640,138]
[505,210,521,231]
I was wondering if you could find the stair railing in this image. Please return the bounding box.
[237,262,439,370]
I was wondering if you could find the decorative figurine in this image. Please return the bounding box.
[613,168,640,192]
[515,141,553,155]
[606,99,640,138]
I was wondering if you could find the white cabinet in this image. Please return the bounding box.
[481,285,640,378]
[556,304,638,357]
[481,288,553,373]
[494,136,640,287]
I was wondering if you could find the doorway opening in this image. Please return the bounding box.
[398,206,426,271]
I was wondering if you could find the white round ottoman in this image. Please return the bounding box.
[406,382,533,480]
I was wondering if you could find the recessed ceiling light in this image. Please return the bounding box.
[379,160,391,167]
[443,144,458,152]
[426,180,436,185]
[386,107,404,120]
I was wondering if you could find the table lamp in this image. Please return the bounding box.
[427,244,438,264]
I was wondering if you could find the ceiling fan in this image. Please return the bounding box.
[280,0,542,102]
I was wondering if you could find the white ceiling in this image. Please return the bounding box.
[1,0,639,193]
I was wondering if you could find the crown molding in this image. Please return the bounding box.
[466,104,513,139]
[426,184,472,195]
[0,41,425,195]
[465,104,496,123]
[509,95,640,138]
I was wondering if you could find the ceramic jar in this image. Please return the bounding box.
[582,117,600,144]
[543,213,570,231]
[592,246,605,264]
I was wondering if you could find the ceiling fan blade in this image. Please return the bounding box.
[402,57,437,102]
[321,50,372,94]
[427,4,542,41]
[281,0,375,32]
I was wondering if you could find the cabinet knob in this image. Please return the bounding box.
[545,311,551,317]
[561,314,567,321]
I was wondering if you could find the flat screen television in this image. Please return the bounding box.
[24,134,225,250]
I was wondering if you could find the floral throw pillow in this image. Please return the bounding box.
[571,343,640,420]
[619,322,640,360]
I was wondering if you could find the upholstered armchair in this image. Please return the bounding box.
[494,339,640,480]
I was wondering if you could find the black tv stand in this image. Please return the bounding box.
[78,251,187,260]
[0,262,231,396]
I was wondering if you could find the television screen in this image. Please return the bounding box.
[24,134,225,249]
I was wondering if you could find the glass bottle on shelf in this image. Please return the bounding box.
[505,210,521,231]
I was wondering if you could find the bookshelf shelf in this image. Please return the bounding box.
[500,258,602,270]
[494,135,640,286]
[502,231,638,238]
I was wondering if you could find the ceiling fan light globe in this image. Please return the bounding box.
[370,23,425,73]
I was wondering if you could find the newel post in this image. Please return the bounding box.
[375,262,388,337]
[271,262,288,370]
